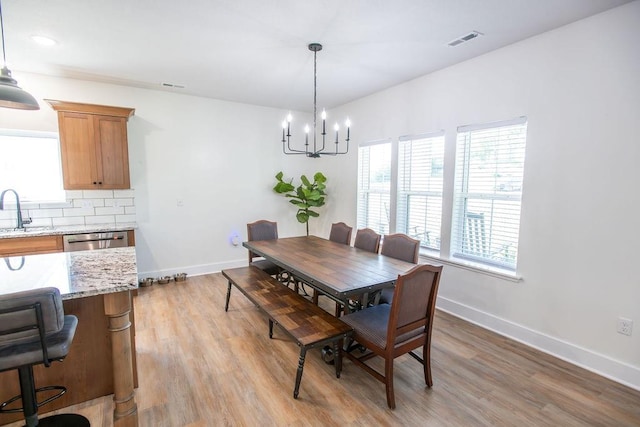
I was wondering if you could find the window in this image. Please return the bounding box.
[356,117,528,276]
[357,140,392,235]
[451,117,527,270]
[396,132,445,250]
[0,129,65,202]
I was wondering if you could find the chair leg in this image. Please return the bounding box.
[224,281,232,312]
[423,343,433,387]
[384,358,396,409]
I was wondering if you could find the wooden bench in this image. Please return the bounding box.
[222,266,352,398]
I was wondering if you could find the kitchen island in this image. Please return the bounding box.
[0,247,139,427]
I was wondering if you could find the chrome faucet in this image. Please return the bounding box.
[0,189,32,229]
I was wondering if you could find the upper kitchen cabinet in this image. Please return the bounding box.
[45,100,135,190]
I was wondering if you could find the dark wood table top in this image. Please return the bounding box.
[243,235,416,300]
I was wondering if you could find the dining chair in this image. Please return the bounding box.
[354,228,381,254]
[246,220,281,277]
[340,263,443,409]
[313,222,354,313]
[378,233,420,304]
[329,222,353,245]
[327,228,382,315]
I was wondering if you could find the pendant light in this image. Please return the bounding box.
[282,43,349,157]
[0,0,39,110]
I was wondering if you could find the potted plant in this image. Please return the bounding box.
[273,171,327,236]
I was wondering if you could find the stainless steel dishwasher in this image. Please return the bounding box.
[63,231,129,252]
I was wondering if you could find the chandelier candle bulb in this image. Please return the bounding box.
[321,109,327,135]
[334,123,339,143]
[305,124,309,147]
[346,118,351,141]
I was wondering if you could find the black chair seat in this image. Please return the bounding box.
[0,315,77,372]
[340,303,424,349]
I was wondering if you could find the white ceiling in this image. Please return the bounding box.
[2,0,632,112]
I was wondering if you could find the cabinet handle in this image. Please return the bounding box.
[93,181,97,185]
[98,181,102,185]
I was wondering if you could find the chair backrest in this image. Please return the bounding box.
[463,212,487,257]
[380,233,420,264]
[247,220,278,263]
[387,264,442,349]
[354,228,381,253]
[0,287,65,365]
[329,222,353,245]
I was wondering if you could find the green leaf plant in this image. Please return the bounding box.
[273,171,327,236]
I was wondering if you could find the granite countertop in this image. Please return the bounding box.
[0,222,137,239]
[0,246,138,300]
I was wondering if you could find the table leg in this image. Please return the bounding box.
[334,340,342,378]
[103,291,138,427]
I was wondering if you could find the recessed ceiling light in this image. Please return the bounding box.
[30,35,57,46]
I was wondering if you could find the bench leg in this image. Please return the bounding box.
[294,347,307,399]
[224,281,232,312]
[269,319,274,339]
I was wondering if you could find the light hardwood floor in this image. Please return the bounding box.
[3,273,639,426]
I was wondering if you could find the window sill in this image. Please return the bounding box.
[419,249,522,282]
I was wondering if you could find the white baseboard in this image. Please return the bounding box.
[436,296,640,391]
[137,258,246,280]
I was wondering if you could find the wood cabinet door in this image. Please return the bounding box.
[94,115,131,189]
[0,235,63,256]
[59,112,99,189]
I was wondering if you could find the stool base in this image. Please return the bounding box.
[32,413,90,426]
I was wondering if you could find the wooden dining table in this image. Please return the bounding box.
[243,235,417,312]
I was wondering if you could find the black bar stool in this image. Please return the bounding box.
[0,287,90,427]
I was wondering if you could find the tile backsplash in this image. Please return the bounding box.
[0,190,136,229]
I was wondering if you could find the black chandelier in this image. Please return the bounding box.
[282,43,349,158]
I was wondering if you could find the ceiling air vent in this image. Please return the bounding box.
[448,31,483,47]
[161,82,185,89]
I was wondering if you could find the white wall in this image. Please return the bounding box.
[1,1,637,390]
[0,74,339,275]
[321,2,640,389]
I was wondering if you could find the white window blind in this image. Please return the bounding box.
[397,132,444,250]
[357,140,392,235]
[452,117,527,270]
